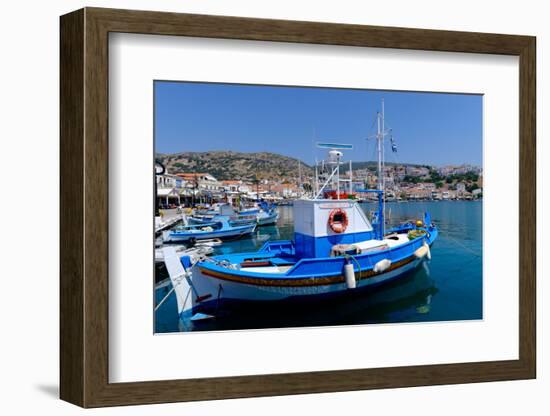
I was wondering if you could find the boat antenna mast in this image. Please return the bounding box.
[314,142,353,199]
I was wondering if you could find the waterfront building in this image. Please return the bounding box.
[176,172,221,192]
[156,171,186,208]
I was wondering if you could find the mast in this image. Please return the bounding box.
[349,159,353,195]
[382,99,385,196]
[376,100,386,238]
[314,158,319,197]
[298,160,303,197]
[336,154,340,200]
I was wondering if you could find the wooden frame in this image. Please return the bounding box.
[60,7,536,408]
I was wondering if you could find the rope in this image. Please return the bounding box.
[154,252,207,311]
[346,254,362,279]
[446,235,482,258]
[155,274,185,312]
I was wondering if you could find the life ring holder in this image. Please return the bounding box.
[328,208,349,233]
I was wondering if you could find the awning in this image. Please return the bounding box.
[157,188,179,197]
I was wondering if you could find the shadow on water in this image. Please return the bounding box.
[155,201,483,333]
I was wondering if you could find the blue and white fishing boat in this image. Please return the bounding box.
[189,202,279,227]
[162,216,257,243]
[256,201,279,226]
[237,206,260,215]
[188,204,257,226]
[163,102,438,323]
[256,209,279,226]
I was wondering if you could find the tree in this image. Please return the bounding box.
[435,181,444,189]
[403,175,420,184]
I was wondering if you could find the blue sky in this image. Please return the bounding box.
[155,81,482,167]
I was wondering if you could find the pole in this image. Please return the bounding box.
[336,154,340,200]
[314,159,319,198]
[349,159,353,195]
[377,111,382,191]
[381,100,385,237]
[376,102,385,239]
[382,99,385,193]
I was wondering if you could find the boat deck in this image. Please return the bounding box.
[202,232,424,276]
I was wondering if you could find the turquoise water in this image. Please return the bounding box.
[154,201,482,332]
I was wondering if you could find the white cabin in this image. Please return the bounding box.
[293,199,374,258]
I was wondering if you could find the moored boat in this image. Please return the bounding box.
[163,101,438,324]
[256,209,279,226]
[155,244,214,263]
[162,217,257,243]
[188,202,279,227]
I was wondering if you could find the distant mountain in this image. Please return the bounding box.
[156,151,313,181]
[340,161,429,173]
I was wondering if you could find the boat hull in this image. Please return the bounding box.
[177,241,432,321]
[257,211,279,226]
[181,257,425,322]
[164,224,256,242]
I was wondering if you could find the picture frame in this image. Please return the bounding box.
[60,7,536,408]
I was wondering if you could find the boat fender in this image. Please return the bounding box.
[374,258,392,273]
[344,259,356,289]
[424,241,431,260]
[414,245,429,259]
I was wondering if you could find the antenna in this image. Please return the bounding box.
[314,142,353,200]
[316,142,354,150]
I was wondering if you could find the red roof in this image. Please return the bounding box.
[176,173,207,179]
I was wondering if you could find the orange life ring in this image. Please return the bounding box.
[328,208,349,233]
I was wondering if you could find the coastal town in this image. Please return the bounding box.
[156,155,483,209]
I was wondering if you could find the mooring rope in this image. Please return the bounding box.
[446,235,482,258]
[154,276,183,312]
[154,253,206,312]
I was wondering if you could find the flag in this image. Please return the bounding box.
[390,135,398,153]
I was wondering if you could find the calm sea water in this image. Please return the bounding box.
[155,201,482,332]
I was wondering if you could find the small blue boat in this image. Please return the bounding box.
[162,102,438,324]
[162,217,257,243]
[237,206,260,215]
[189,202,279,227]
[256,209,279,226]
[188,213,257,227]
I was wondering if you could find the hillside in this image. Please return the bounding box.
[156,151,314,181]
[156,151,433,182]
[340,160,428,173]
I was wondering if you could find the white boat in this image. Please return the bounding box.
[155,244,213,263]
[162,217,257,243]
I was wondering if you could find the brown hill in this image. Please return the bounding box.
[156,151,313,182]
